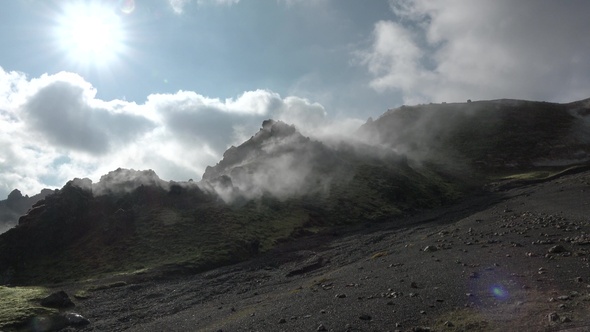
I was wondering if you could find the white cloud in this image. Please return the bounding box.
[277,0,328,7]
[0,67,335,200]
[359,0,590,104]
[18,72,155,154]
[168,0,240,14]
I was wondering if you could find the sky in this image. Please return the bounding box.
[1,0,590,199]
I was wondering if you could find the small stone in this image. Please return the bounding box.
[64,313,90,327]
[335,293,347,298]
[359,314,372,321]
[561,316,572,323]
[317,323,328,331]
[444,321,454,327]
[575,276,584,283]
[278,318,287,324]
[411,281,418,288]
[423,246,438,252]
[557,295,570,301]
[548,245,568,254]
[420,310,427,315]
[548,312,560,322]
[413,327,431,332]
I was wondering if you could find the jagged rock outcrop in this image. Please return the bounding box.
[201,120,349,201]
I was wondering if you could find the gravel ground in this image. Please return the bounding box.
[55,170,590,332]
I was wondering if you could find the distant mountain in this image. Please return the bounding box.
[2,98,590,286]
[0,188,56,234]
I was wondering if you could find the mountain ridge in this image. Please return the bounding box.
[2,97,590,287]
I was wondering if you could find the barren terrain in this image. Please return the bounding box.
[42,169,590,332]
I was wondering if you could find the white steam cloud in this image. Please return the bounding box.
[0,67,354,201]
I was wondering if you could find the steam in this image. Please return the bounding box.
[200,120,343,202]
[65,168,172,196]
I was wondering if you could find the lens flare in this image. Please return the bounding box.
[491,285,509,300]
[120,0,136,14]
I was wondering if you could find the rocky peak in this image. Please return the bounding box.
[203,120,302,181]
[6,189,24,202]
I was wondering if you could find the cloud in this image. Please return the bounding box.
[19,72,155,154]
[277,0,329,7]
[168,0,240,13]
[147,89,328,150]
[358,0,590,104]
[0,67,336,201]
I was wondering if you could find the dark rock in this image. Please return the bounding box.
[548,312,560,322]
[317,323,328,331]
[548,245,568,253]
[413,327,431,332]
[423,245,438,252]
[40,291,75,308]
[359,314,372,321]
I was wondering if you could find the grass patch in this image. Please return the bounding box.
[501,170,554,180]
[73,290,91,300]
[494,165,590,182]
[87,281,127,292]
[0,286,55,330]
[370,251,388,260]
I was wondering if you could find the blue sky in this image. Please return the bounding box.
[1,0,590,199]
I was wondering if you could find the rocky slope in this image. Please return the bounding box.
[8,168,590,332]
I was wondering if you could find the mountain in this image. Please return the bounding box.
[359,98,590,172]
[1,98,590,285]
[0,120,459,286]
[0,188,56,235]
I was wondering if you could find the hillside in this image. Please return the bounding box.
[2,98,590,331]
[359,98,590,173]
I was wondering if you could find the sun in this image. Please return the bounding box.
[56,3,127,66]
